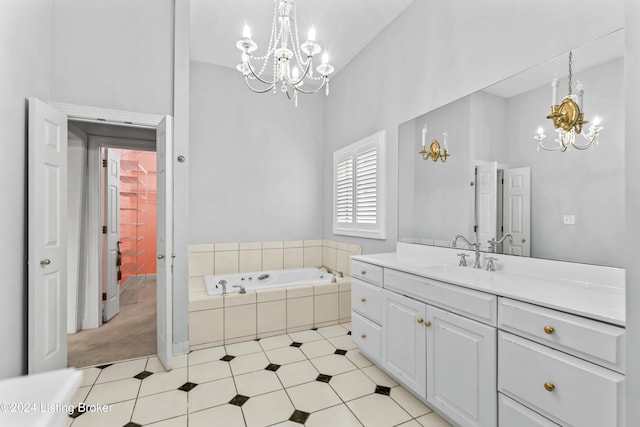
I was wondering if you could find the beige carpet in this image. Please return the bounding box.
[67,277,157,368]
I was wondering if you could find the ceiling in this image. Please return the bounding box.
[483,29,624,98]
[190,0,415,75]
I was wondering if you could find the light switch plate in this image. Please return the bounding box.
[563,215,575,225]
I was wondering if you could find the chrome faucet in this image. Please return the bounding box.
[217,279,227,295]
[451,234,482,269]
[488,233,514,253]
[233,284,246,294]
[318,265,333,274]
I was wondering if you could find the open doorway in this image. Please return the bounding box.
[66,121,159,367]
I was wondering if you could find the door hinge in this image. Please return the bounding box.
[102,159,107,167]
[474,225,478,233]
[102,292,107,301]
[102,225,107,234]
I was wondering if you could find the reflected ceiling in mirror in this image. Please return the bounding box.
[398,29,624,268]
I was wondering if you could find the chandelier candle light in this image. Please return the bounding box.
[534,51,603,151]
[235,0,334,106]
[419,123,450,162]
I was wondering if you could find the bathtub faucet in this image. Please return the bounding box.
[233,284,246,294]
[217,279,227,295]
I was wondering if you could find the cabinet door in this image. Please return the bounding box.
[383,290,426,399]
[426,305,497,427]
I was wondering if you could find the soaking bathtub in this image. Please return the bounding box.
[204,267,334,296]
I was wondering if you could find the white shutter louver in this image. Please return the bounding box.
[333,130,385,239]
[355,148,377,224]
[336,157,353,224]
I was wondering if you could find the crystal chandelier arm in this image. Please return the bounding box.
[245,60,278,86]
[571,134,598,150]
[291,77,328,95]
[243,75,276,94]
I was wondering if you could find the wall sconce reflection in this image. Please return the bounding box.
[419,124,450,162]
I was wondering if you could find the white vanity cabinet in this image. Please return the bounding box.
[497,297,626,427]
[383,290,427,399]
[426,305,497,427]
[351,261,385,363]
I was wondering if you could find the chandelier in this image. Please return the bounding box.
[235,0,334,106]
[534,51,603,152]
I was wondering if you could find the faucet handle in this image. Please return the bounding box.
[486,256,498,271]
[457,253,469,266]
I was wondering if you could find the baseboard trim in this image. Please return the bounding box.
[173,341,189,356]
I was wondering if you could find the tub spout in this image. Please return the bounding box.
[217,279,228,295]
[318,265,334,274]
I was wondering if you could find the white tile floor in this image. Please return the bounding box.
[68,323,452,427]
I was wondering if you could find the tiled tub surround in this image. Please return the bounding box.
[351,243,626,427]
[188,240,360,351]
[68,326,452,427]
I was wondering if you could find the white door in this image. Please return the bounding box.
[28,98,68,373]
[476,162,498,249]
[156,116,173,370]
[504,167,531,256]
[383,291,426,399]
[426,305,497,427]
[103,149,121,322]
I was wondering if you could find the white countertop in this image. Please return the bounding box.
[0,368,82,427]
[353,245,625,327]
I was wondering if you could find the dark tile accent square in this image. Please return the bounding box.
[290,342,303,348]
[123,423,143,427]
[334,349,348,356]
[265,363,281,372]
[375,385,391,396]
[229,394,250,407]
[254,338,261,341]
[220,354,236,362]
[289,409,311,424]
[133,370,153,380]
[95,363,113,369]
[347,331,352,335]
[311,327,318,330]
[178,381,198,392]
[69,406,86,419]
[316,374,332,383]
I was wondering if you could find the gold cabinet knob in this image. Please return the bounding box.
[360,297,366,302]
[417,317,424,324]
[544,382,555,392]
[361,270,367,275]
[360,333,367,339]
[424,321,432,327]
[544,325,555,335]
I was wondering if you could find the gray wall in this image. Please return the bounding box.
[51,0,173,115]
[625,1,640,423]
[322,0,624,255]
[0,0,53,379]
[188,61,325,243]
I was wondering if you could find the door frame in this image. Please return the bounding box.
[52,102,170,333]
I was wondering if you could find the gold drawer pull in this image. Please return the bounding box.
[425,321,431,327]
[544,382,555,392]
[361,270,367,275]
[360,297,366,302]
[544,325,555,335]
[360,333,367,339]
[417,317,424,324]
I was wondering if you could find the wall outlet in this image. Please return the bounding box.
[563,215,575,225]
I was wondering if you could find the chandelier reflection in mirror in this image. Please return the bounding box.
[534,52,603,152]
[235,0,334,106]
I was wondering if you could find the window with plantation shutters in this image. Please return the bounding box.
[333,131,386,239]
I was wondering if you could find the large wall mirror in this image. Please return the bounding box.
[398,29,624,268]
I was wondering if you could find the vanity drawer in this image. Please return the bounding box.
[498,331,625,427]
[351,311,382,361]
[352,278,384,323]
[498,297,625,373]
[384,268,497,326]
[352,260,383,286]
[499,394,560,427]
